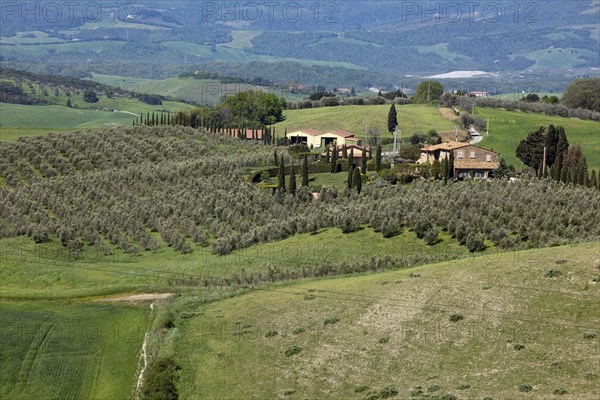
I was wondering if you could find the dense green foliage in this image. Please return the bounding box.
[561,78,600,112]
[413,81,444,104]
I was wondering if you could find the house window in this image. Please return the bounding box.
[486,154,492,162]
[457,151,463,159]
[469,151,475,159]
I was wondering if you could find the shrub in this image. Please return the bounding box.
[379,337,390,344]
[283,388,297,396]
[324,317,340,325]
[265,330,278,338]
[449,313,464,322]
[440,394,457,400]
[427,384,441,392]
[583,332,596,340]
[284,345,302,357]
[544,269,562,278]
[142,357,181,400]
[379,386,398,398]
[465,232,485,252]
[513,343,526,351]
[518,383,533,392]
[554,388,568,395]
[354,385,370,393]
[457,382,470,390]
[292,327,305,335]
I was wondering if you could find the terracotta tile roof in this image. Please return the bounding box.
[288,129,323,137]
[325,129,355,138]
[422,141,471,151]
[454,160,499,170]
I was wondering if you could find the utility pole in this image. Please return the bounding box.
[542,146,547,176]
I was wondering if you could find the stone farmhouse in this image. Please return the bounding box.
[417,141,500,179]
[286,129,363,148]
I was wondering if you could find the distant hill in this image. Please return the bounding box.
[1,1,598,91]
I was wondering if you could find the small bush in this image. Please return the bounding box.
[160,311,176,330]
[427,384,441,392]
[379,386,398,398]
[457,382,470,390]
[324,317,340,325]
[292,327,305,335]
[440,394,457,400]
[545,269,562,278]
[554,259,567,264]
[354,385,370,393]
[379,337,390,344]
[410,386,423,396]
[553,387,568,395]
[283,388,296,396]
[513,343,526,351]
[519,383,533,392]
[592,276,600,282]
[304,294,316,300]
[449,313,464,322]
[583,332,597,340]
[265,330,278,338]
[409,272,421,278]
[364,391,380,400]
[584,371,597,379]
[284,345,302,357]
[142,357,181,400]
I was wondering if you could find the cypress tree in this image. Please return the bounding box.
[342,144,348,159]
[347,164,354,189]
[448,151,454,180]
[325,146,331,163]
[274,149,278,166]
[545,125,558,167]
[349,148,354,163]
[361,147,367,174]
[442,157,449,183]
[289,163,297,195]
[555,127,569,168]
[591,170,597,189]
[146,111,150,125]
[375,144,382,172]
[278,155,286,192]
[330,146,338,173]
[387,104,398,134]
[353,166,362,193]
[301,155,309,187]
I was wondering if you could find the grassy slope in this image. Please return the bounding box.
[88,73,303,106]
[0,300,148,400]
[275,104,600,171]
[0,227,470,299]
[275,105,457,139]
[0,99,194,142]
[474,107,600,171]
[174,242,600,399]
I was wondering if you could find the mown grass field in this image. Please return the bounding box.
[473,107,600,170]
[0,300,148,400]
[173,242,600,399]
[88,73,304,105]
[276,104,458,139]
[0,99,194,142]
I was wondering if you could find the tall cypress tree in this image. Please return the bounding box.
[555,127,569,168]
[330,146,338,173]
[545,124,558,167]
[273,149,278,166]
[349,148,354,163]
[325,146,331,163]
[342,144,348,159]
[288,163,297,195]
[448,151,454,180]
[387,104,398,134]
[278,155,286,192]
[361,147,367,174]
[375,144,382,172]
[302,155,309,187]
[591,169,598,189]
[442,157,449,183]
[353,166,362,193]
[347,164,354,189]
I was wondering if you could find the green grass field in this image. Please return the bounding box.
[474,107,600,170]
[88,73,304,106]
[274,104,600,171]
[0,300,148,400]
[276,104,458,139]
[173,242,600,399]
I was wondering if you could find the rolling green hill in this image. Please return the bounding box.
[174,242,600,399]
[275,104,600,171]
[473,107,600,171]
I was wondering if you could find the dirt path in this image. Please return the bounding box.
[97,293,174,302]
[135,302,154,400]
